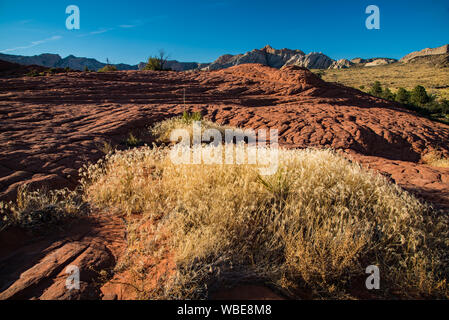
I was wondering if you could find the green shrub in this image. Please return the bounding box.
[382,87,395,101]
[369,81,383,97]
[182,111,202,123]
[26,69,40,77]
[98,65,118,72]
[441,99,449,115]
[144,57,163,71]
[0,185,87,231]
[126,133,142,147]
[410,85,430,106]
[144,50,169,71]
[395,87,410,104]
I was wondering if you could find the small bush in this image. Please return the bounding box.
[98,65,118,72]
[26,69,40,77]
[126,133,142,147]
[369,81,383,97]
[98,141,115,154]
[410,85,430,106]
[144,57,163,71]
[182,111,202,122]
[395,87,410,104]
[381,87,395,101]
[0,185,88,231]
[441,99,449,115]
[422,151,449,168]
[144,50,170,71]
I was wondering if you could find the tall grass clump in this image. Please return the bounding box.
[422,151,449,168]
[150,112,230,144]
[82,144,449,299]
[0,185,88,231]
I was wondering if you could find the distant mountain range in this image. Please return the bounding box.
[0,44,447,72]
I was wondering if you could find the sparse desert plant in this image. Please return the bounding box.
[0,185,88,231]
[144,57,163,71]
[150,113,230,144]
[98,65,118,72]
[98,141,115,154]
[144,49,169,71]
[182,110,202,122]
[422,151,449,168]
[82,143,449,299]
[442,99,449,115]
[395,87,410,104]
[126,133,142,147]
[410,85,431,106]
[26,69,40,77]
[381,87,395,101]
[369,81,383,97]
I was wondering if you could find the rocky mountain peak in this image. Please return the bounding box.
[400,44,449,63]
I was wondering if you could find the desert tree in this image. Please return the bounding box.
[144,49,170,71]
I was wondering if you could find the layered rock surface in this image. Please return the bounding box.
[1,64,449,299]
[0,63,448,205]
[400,44,449,63]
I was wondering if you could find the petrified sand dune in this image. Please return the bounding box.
[0,215,124,300]
[1,63,449,299]
[1,64,448,206]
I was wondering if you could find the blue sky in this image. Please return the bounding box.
[0,0,448,65]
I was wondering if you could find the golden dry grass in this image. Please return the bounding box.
[150,114,231,144]
[0,185,87,231]
[82,142,449,299]
[318,63,449,100]
[422,151,449,168]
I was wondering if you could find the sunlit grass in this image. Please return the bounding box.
[82,143,449,299]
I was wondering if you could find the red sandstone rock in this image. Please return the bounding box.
[1,64,448,300]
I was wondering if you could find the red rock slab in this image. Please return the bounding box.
[0,64,448,206]
[0,214,125,300]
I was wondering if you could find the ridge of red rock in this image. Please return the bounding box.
[1,64,448,207]
[1,63,449,300]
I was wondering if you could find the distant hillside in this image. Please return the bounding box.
[1,44,447,72]
[320,56,449,101]
[0,53,137,71]
[137,60,211,71]
[0,52,209,72]
[400,44,449,63]
[0,59,66,77]
[205,45,399,70]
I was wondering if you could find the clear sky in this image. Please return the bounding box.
[0,0,448,65]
